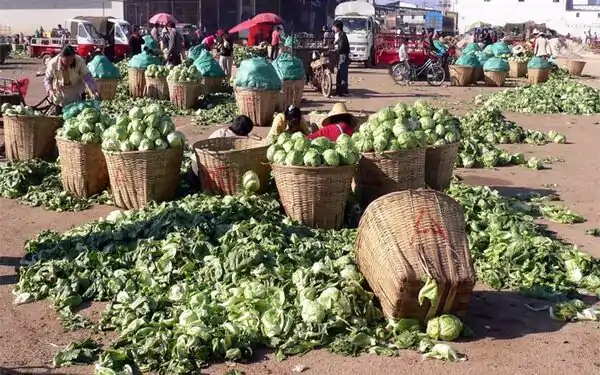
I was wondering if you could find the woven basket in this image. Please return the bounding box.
[474,66,484,82]
[235,87,280,127]
[509,61,527,78]
[567,60,586,76]
[146,76,169,100]
[201,76,224,94]
[56,138,108,197]
[279,79,305,111]
[193,137,270,195]
[483,71,507,87]
[355,147,426,207]
[3,115,61,161]
[128,68,146,98]
[355,189,476,320]
[272,164,356,229]
[103,147,182,210]
[97,78,119,100]
[168,81,201,109]
[448,65,472,86]
[425,142,459,191]
[527,68,550,84]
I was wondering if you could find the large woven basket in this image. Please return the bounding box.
[474,66,484,82]
[168,81,201,109]
[103,147,182,210]
[527,68,550,84]
[146,76,169,100]
[508,61,527,78]
[567,60,586,76]
[235,87,280,127]
[128,68,146,98]
[3,115,61,161]
[448,65,472,86]
[193,137,270,195]
[97,78,119,100]
[272,164,356,229]
[355,147,426,207]
[279,79,304,110]
[425,142,460,191]
[201,76,224,94]
[56,137,108,197]
[483,71,507,87]
[355,189,476,320]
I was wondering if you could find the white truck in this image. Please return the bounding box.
[334,0,377,67]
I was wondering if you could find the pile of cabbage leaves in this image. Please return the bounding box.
[14,181,600,373]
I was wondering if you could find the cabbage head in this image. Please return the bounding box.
[166,131,185,148]
[311,136,332,152]
[426,314,463,342]
[336,133,353,147]
[322,149,340,166]
[129,131,145,148]
[273,150,287,164]
[266,144,281,162]
[301,299,326,324]
[155,139,169,150]
[138,138,155,151]
[293,137,311,152]
[303,148,322,167]
[129,106,144,120]
[145,127,161,141]
[285,150,303,166]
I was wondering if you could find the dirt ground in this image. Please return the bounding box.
[1,57,600,375]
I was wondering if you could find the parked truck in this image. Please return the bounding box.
[334,0,378,67]
[424,11,457,36]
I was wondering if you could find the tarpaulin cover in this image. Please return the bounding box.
[128,50,163,70]
[234,57,282,90]
[491,41,512,57]
[193,50,225,77]
[483,57,510,72]
[273,53,305,81]
[456,53,481,68]
[527,56,551,70]
[87,55,120,79]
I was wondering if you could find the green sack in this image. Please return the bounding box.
[462,43,480,54]
[483,57,510,72]
[62,100,101,121]
[193,51,225,77]
[491,41,511,57]
[478,51,490,66]
[456,53,481,68]
[273,53,305,81]
[128,50,163,70]
[483,44,494,57]
[188,44,205,61]
[527,56,550,70]
[87,55,120,79]
[142,35,159,53]
[234,57,282,91]
[283,36,298,48]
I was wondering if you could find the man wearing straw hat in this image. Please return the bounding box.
[307,102,356,142]
[533,30,550,58]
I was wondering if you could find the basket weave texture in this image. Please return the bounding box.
[201,77,224,94]
[97,78,119,100]
[272,164,355,229]
[235,87,279,127]
[168,81,201,109]
[279,79,304,110]
[508,61,527,78]
[128,68,146,98]
[193,137,270,195]
[527,68,550,84]
[56,138,108,197]
[474,66,484,82]
[448,65,472,86]
[483,71,507,87]
[103,147,182,210]
[567,60,586,76]
[355,147,426,206]
[355,189,476,320]
[3,115,61,161]
[425,142,460,191]
[146,76,170,100]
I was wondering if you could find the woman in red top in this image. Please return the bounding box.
[307,103,356,142]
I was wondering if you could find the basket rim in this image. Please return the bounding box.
[361,147,426,157]
[2,114,60,119]
[102,146,183,155]
[192,138,269,154]
[167,80,202,85]
[56,136,101,145]
[448,65,474,69]
[234,86,282,93]
[128,67,147,71]
[426,141,460,150]
[94,77,120,81]
[271,163,357,171]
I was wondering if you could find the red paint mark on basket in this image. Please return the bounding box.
[412,207,449,242]
[203,166,237,193]
[115,166,125,184]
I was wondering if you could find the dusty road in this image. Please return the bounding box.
[0,57,599,374]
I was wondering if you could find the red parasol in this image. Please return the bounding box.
[149,13,179,25]
[252,13,283,25]
[229,19,257,34]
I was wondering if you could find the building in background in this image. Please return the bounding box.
[456,0,600,37]
[0,0,124,34]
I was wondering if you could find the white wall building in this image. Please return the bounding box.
[0,0,124,34]
[455,0,600,37]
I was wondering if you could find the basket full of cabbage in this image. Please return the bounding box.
[100,103,186,209]
[87,55,120,100]
[55,107,110,197]
[167,65,202,109]
[1,103,61,161]
[267,131,358,230]
[145,64,171,100]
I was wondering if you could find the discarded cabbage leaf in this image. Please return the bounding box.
[422,343,464,361]
[418,277,439,306]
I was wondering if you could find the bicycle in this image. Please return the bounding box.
[391,55,446,86]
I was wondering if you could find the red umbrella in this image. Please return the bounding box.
[149,13,178,25]
[252,13,283,25]
[229,19,257,34]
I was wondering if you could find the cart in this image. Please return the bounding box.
[309,51,335,97]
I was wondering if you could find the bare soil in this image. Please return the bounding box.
[1,58,599,375]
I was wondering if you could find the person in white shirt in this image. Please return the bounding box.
[397,37,411,83]
[208,115,254,139]
[534,32,551,58]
